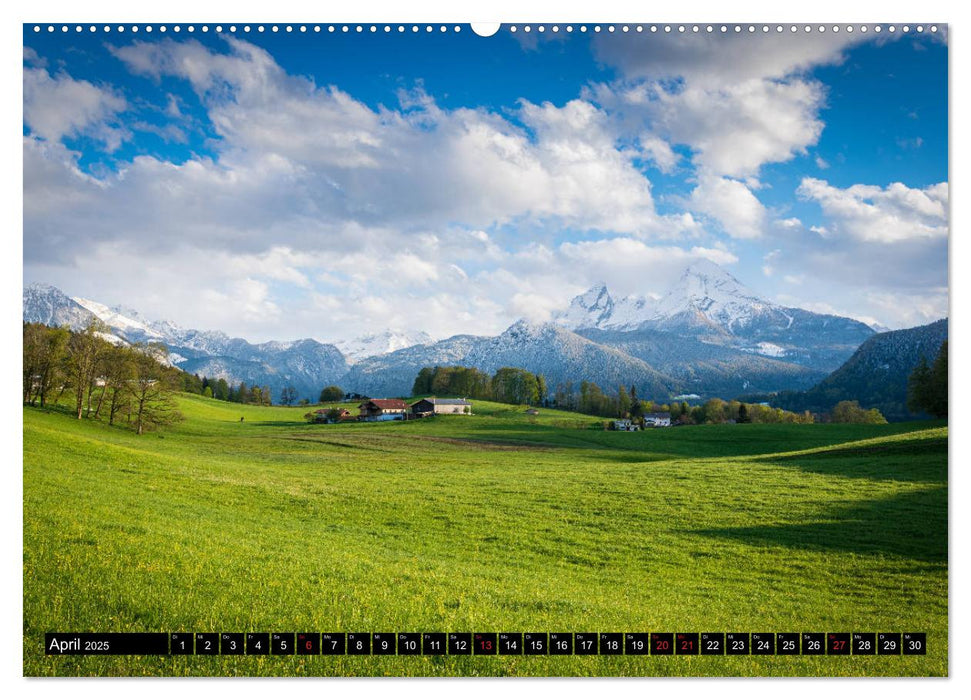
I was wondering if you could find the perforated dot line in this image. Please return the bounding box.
[28,24,943,35]
[507,24,937,34]
[30,24,469,34]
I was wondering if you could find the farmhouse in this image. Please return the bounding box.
[644,412,672,427]
[310,407,353,424]
[411,398,472,416]
[358,399,409,421]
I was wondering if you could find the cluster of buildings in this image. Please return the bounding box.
[311,397,473,423]
[612,413,672,431]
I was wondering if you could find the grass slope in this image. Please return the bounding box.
[23,395,947,676]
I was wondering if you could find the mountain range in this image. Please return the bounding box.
[23,261,882,404]
[553,259,875,372]
[763,318,948,421]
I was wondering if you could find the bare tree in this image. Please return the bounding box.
[124,343,183,434]
[68,319,108,419]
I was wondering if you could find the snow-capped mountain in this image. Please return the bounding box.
[24,283,347,402]
[555,261,875,372]
[553,281,654,332]
[72,297,167,341]
[334,330,433,364]
[650,259,781,334]
[464,320,676,399]
[555,260,784,333]
[340,321,678,399]
[23,284,98,330]
[24,266,876,404]
[340,334,488,397]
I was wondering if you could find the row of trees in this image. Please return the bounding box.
[180,373,275,405]
[412,366,547,406]
[410,367,815,424]
[23,321,183,434]
[549,381,814,424]
[908,341,947,418]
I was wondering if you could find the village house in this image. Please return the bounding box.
[644,412,672,427]
[309,407,353,423]
[358,399,410,421]
[411,397,472,417]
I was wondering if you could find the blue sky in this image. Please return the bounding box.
[23,23,948,341]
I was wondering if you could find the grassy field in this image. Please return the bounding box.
[23,395,948,676]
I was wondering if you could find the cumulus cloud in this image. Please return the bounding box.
[22,32,948,337]
[597,77,826,178]
[797,178,949,242]
[97,37,676,243]
[25,35,718,343]
[592,29,874,86]
[688,175,767,238]
[23,67,128,150]
[556,238,738,297]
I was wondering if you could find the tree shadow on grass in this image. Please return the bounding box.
[756,436,947,484]
[689,487,947,563]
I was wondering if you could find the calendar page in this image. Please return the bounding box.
[22,20,948,678]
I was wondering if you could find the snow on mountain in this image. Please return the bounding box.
[553,282,615,330]
[72,297,166,340]
[341,321,678,399]
[577,327,823,397]
[556,260,778,334]
[334,330,433,364]
[554,260,875,372]
[340,334,487,397]
[464,320,677,398]
[23,283,96,330]
[24,271,877,405]
[25,284,347,402]
[650,259,779,333]
[553,282,655,331]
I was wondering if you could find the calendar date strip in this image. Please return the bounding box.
[45,631,927,656]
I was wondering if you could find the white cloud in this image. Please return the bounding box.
[637,134,679,173]
[689,175,767,239]
[775,288,947,331]
[636,78,825,178]
[22,32,947,340]
[582,30,886,180]
[556,238,738,297]
[592,30,874,86]
[762,249,782,277]
[99,37,673,241]
[23,67,128,150]
[797,178,949,242]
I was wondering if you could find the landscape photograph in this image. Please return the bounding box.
[22,21,947,677]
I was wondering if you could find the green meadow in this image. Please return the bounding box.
[23,395,947,676]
